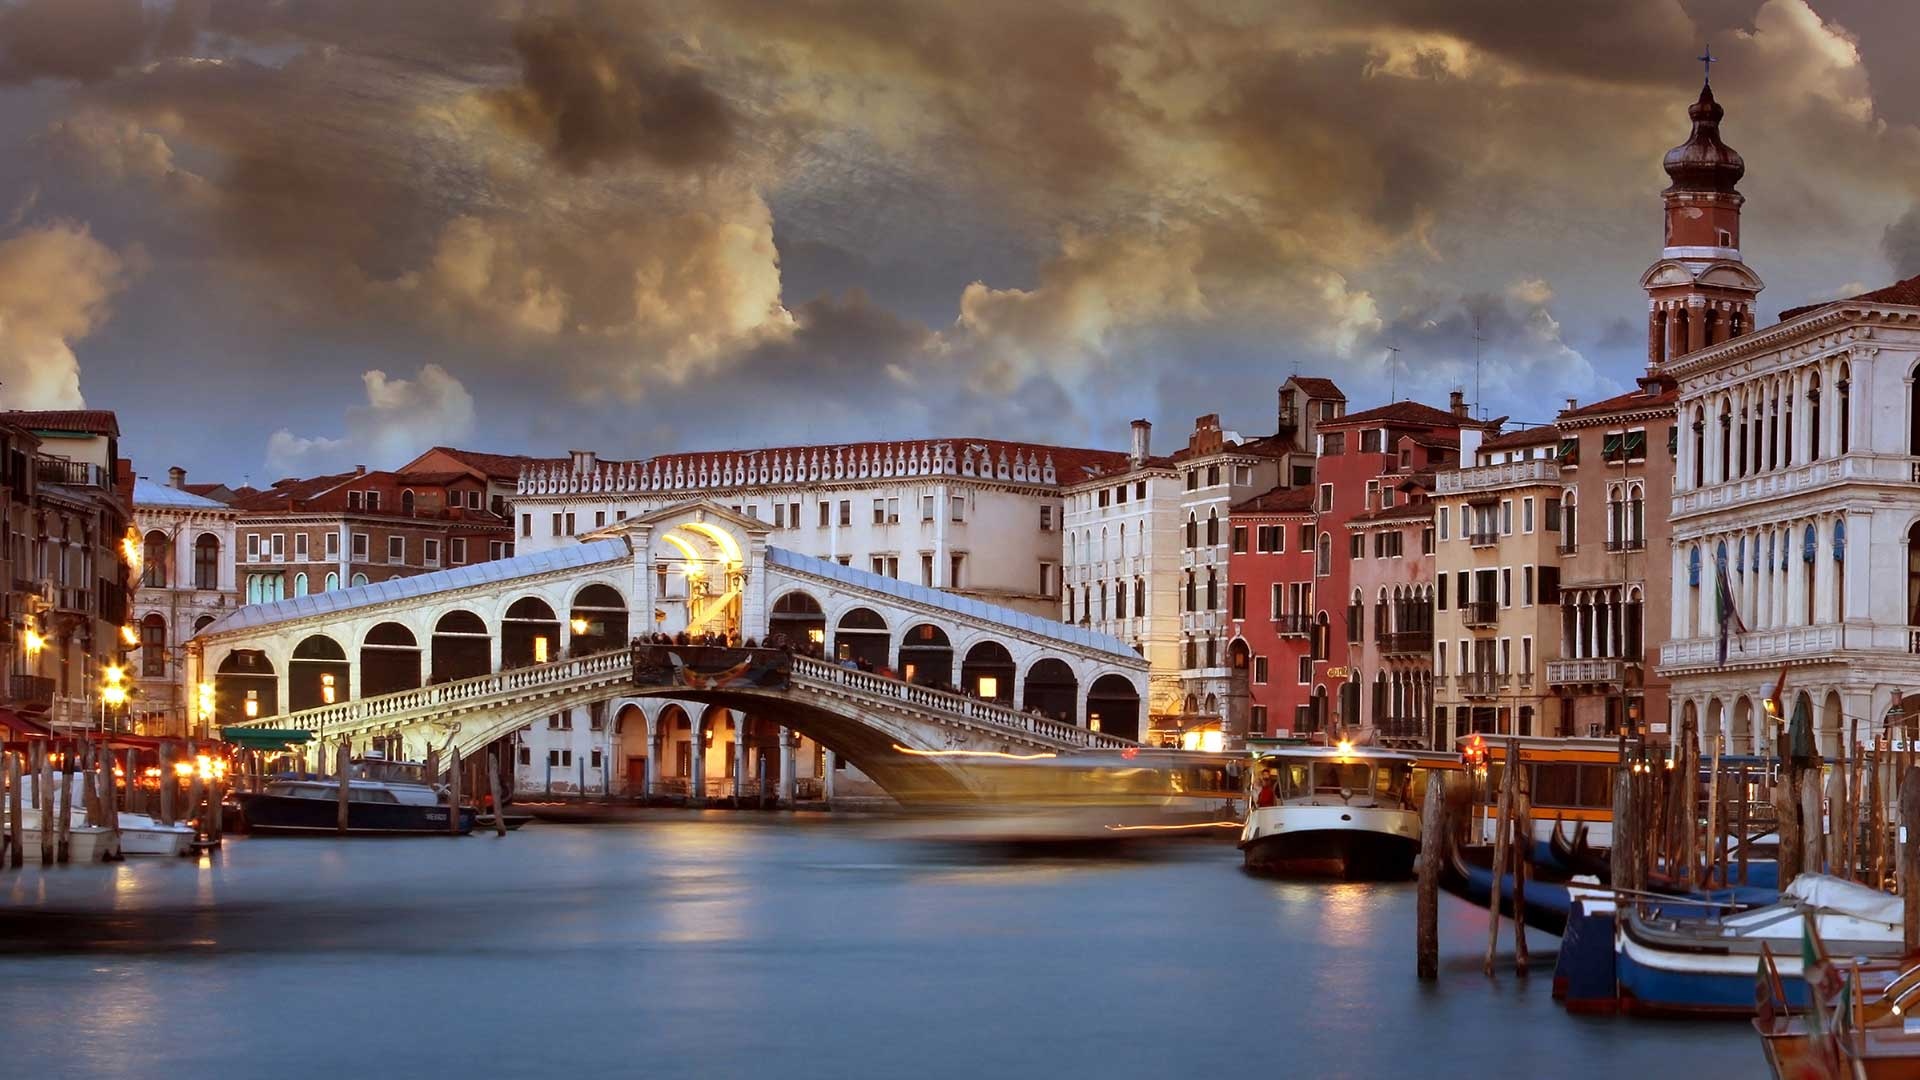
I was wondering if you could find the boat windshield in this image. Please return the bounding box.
[264,782,328,799]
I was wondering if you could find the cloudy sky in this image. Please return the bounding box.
[2,0,1917,482]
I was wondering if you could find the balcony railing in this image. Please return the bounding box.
[34,457,107,488]
[9,673,54,712]
[1546,657,1625,686]
[1459,672,1501,697]
[1435,458,1561,494]
[1605,537,1647,553]
[1461,600,1498,627]
[52,586,91,614]
[1376,630,1433,655]
[1375,715,1427,741]
[1274,613,1312,637]
[1556,542,1578,555]
[1467,531,1499,547]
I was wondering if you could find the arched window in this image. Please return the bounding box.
[1205,569,1218,611]
[293,572,308,596]
[1561,491,1577,548]
[324,572,339,591]
[1718,398,1734,482]
[1627,483,1645,545]
[1184,571,1196,612]
[1185,514,1197,548]
[1808,372,1823,462]
[351,573,368,587]
[140,613,166,677]
[1134,577,1146,617]
[401,489,416,516]
[1838,364,1852,454]
[1691,407,1706,488]
[193,533,220,590]
[1206,510,1219,547]
[141,531,169,588]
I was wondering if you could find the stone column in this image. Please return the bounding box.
[1786,525,1808,627]
[1687,298,1707,353]
[688,716,706,805]
[823,749,838,805]
[1649,305,1666,366]
[733,717,750,799]
[1671,546,1689,638]
[643,715,660,797]
[778,728,797,807]
[1814,523,1837,625]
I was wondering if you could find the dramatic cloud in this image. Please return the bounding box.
[0,221,128,409]
[265,364,476,475]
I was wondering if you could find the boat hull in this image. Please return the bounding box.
[237,793,474,836]
[19,825,114,862]
[1240,805,1419,879]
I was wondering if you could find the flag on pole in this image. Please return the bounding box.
[1716,560,1747,665]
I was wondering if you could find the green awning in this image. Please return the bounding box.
[220,727,314,751]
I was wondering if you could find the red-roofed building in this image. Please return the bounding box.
[1225,485,1318,737]
[400,446,559,518]
[1344,469,1440,746]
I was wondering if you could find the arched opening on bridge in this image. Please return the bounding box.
[1731,696,1754,757]
[360,622,422,697]
[834,607,891,669]
[1087,674,1141,740]
[660,704,695,789]
[614,704,648,794]
[432,610,492,682]
[502,596,562,668]
[898,623,953,688]
[568,583,628,655]
[702,706,738,787]
[770,590,826,651]
[288,635,350,712]
[1022,657,1077,722]
[961,641,1015,704]
[215,650,277,725]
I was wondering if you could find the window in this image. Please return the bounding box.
[1206,465,1220,486]
[270,533,285,561]
[1231,526,1248,554]
[1500,567,1512,607]
[551,513,563,537]
[1231,584,1247,619]
[819,502,830,528]
[293,572,307,596]
[424,539,440,566]
[348,491,363,510]
[595,511,606,528]
[1319,483,1334,512]
[1421,527,1434,555]
[564,513,575,534]
[521,513,531,537]
[140,616,165,677]
[382,535,400,564]
[1039,562,1054,597]
[1322,432,1345,455]
[366,491,381,512]
[1298,655,1312,684]
[922,553,935,586]
[950,554,964,588]
[518,746,530,767]
[921,495,934,522]
[839,500,852,527]
[193,535,220,590]
[1438,506,1450,541]
[1186,470,1198,491]
[1349,533,1364,559]
[451,538,467,564]
[1523,498,1534,533]
[351,533,369,560]
[951,496,965,522]
[590,749,603,770]
[490,541,508,560]
[789,503,799,528]
[1234,465,1252,486]
[1436,575,1448,610]
[1522,565,1534,606]
[1251,705,1268,732]
[294,533,309,561]
[246,533,260,562]
[325,572,338,591]
[1254,656,1269,684]
[1500,500,1513,535]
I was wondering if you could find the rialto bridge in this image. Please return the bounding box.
[189,503,1147,800]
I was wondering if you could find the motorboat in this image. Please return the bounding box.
[11,773,194,858]
[236,778,475,836]
[1239,744,1439,879]
[1618,874,1904,1017]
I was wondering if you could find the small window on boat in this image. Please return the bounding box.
[1316,763,1374,793]
[1577,764,1613,808]
[1532,763,1580,808]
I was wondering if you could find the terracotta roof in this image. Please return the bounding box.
[1286,376,1346,399]
[6,409,120,436]
[230,472,356,510]
[1558,385,1680,420]
[1320,400,1479,431]
[391,470,472,486]
[1350,499,1433,525]
[1230,485,1316,515]
[417,446,560,481]
[1779,274,1920,323]
[1477,425,1560,452]
[182,483,234,501]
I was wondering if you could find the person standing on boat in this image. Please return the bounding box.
[1254,772,1278,808]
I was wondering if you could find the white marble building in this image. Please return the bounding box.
[132,471,240,735]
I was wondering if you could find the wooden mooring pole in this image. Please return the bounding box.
[1511,757,1530,977]
[336,741,351,834]
[447,745,462,836]
[487,750,507,839]
[1416,773,1446,980]
[1485,742,1517,977]
[6,749,21,869]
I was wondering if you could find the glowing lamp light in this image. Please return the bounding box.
[533,636,549,664]
[570,618,590,635]
[321,672,336,705]
[101,684,127,707]
[244,690,259,719]
[977,676,999,699]
[195,754,213,781]
[120,624,140,647]
[1199,730,1224,753]
[808,628,824,644]
[172,761,194,779]
[121,531,142,573]
[1336,738,1355,756]
[23,628,44,656]
[197,681,215,718]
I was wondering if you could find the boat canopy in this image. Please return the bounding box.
[221,727,316,751]
[1785,874,1904,925]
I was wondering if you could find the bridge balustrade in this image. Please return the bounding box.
[788,655,1134,750]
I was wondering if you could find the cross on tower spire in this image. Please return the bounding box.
[1698,43,1716,85]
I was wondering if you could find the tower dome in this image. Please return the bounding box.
[1662,83,1744,194]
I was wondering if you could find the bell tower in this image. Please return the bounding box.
[1642,56,1764,368]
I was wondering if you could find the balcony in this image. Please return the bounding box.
[1274,613,1312,637]
[1376,630,1433,656]
[1459,672,1501,697]
[1375,715,1427,743]
[1546,657,1625,686]
[1467,530,1499,547]
[1461,600,1498,627]
[1556,542,1578,555]
[52,586,91,615]
[1435,458,1561,495]
[1605,537,1648,553]
[8,673,54,713]
[34,456,108,488]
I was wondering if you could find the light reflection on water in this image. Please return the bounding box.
[0,818,1749,1079]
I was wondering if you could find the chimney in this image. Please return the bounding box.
[1129,419,1151,465]
[570,449,596,473]
[355,464,367,476]
[167,465,186,490]
[1565,397,1578,412]
[1449,389,1467,417]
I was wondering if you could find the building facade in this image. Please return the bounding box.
[1345,467,1437,747]
[1432,425,1564,743]
[1225,486,1317,738]
[1550,379,1678,741]
[132,469,240,736]
[1061,420,1184,728]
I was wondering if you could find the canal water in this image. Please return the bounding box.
[1,816,1750,1079]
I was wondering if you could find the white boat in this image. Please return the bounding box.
[8,773,195,858]
[113,811,195,856]
[16,822,115,862]
[1238,744,1434,878]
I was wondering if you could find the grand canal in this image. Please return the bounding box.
[1,816,1748,1078]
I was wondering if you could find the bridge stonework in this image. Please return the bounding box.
[190,502,1147,799]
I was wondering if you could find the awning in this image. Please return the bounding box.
[0,709,53,739]
[220,727,315,751]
